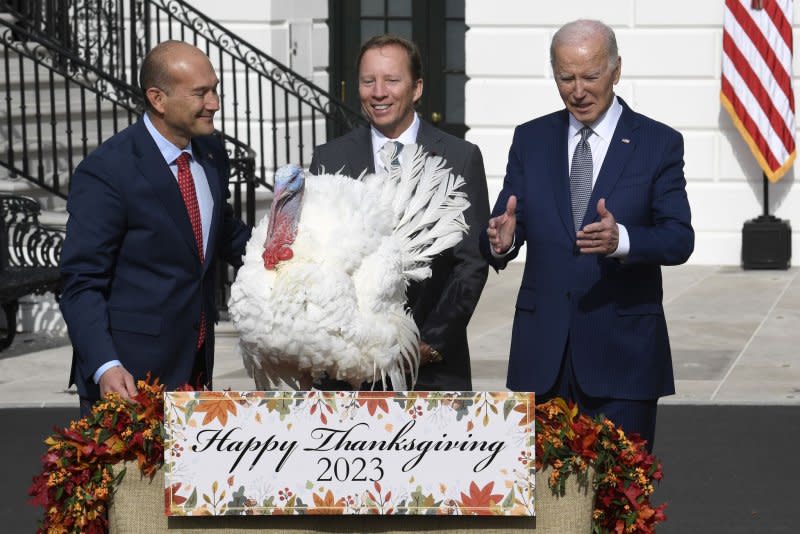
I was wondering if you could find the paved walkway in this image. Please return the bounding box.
[1,264,798,407]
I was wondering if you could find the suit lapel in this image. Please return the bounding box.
[550,111,574,238]
[583,101,638,228]
[416,118,445,159]
[132,121,200,262]
[347,126,375,176]
[195,142,221,272]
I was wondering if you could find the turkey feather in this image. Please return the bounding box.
[229,144,469,391]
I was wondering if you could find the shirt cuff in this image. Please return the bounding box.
[608,223,630,258]
[490,234,516,258]
[93,360,122,384]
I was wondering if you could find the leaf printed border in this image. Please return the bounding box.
[164,390,535,516]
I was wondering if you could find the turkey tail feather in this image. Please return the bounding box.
[383,143,470,280]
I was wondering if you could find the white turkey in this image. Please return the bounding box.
[228,143,470,391]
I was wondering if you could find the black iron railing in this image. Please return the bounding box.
[2,0,366,187]
[0,18,257,311]
[0,16,259,214]
[132,0,367,177]
[0,0,365,312]
[0,17,141,198]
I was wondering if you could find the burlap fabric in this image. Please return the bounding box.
[110,462,594,533]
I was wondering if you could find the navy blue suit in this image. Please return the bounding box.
[60,119,250,402]
[481,99,693,432]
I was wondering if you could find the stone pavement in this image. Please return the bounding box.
[1,263,798,407]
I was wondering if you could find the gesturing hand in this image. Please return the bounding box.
[487,195,517,254]
[576,198,619,255]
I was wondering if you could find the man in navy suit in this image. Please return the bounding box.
[311,35,489,390]
[60,41,250,414]
[482,20,693,451]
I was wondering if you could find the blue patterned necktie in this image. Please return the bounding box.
[384,140,403,171]
[570,126,593,231]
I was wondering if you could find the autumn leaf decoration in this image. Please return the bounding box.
[457,481,504,515]
[192,392,239,425]
[307,490,345,515]
[357,392,392,416]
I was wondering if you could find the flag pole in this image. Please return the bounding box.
[742,169,791,268]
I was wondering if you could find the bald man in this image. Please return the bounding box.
[60,41,251,415]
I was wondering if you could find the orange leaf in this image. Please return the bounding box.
[458,481,504,514]
[193,397,238,426]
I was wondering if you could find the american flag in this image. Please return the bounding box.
[721,0,796,182]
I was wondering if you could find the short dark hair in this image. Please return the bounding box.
[139,40,185,111]
[357,34,423,82]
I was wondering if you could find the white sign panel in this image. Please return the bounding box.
[164,391,535,516]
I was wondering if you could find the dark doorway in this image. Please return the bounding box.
[329,0,467,138]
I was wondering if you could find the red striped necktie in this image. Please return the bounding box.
[176,151,206,349]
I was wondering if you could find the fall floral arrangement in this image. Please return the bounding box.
[28,377,167,534]
[536,398,666,534]
[29,378,665,533]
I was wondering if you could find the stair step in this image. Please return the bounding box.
[38,208,68,228]
[0,175,66,212]
[0,175,39,194]
[5,118,118,154]
[0,98,123,124]
[0,41,55,83]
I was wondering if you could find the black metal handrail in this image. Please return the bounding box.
[2,0,367,185]
[0,16,255,205]
[1,194,64,268]
[1,0,366,314]
[0,17,256,312]
[132,0,367,179]
[0,17,141,199]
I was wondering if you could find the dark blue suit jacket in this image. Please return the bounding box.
[60,119,250,401]
[480,99,693,400]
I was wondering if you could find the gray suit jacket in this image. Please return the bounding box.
[310,119,490,390]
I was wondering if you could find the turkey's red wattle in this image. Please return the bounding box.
[262,219,296,270]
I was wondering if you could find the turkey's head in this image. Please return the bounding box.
[263,164,305,270]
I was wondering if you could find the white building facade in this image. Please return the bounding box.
[193,0,799,266]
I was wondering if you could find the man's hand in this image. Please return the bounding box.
[98,365,138,401]
[419,341,443,367]
[576,198,619,255]
[487,195,517,254]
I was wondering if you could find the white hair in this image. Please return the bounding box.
[550,19,619,71]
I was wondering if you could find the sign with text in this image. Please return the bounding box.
[164,390,535,516]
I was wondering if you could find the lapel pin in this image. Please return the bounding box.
[207,153,214,160]
[621,138,630,144]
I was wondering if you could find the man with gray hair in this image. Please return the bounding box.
[481,19,693,452]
